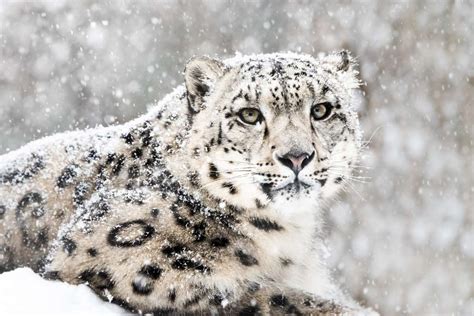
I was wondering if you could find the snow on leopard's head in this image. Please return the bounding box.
[184,52,362,213]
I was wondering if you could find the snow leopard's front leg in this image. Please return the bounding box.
[215,283,355,315]
[41,198,352,315]
[46,242,352,316]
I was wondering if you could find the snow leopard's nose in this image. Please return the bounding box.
[277,150,315,174]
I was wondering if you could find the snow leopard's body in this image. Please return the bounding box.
[0,52,368,315]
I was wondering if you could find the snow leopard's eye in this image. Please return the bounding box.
[238,108,263,125]
[311,102,333,121]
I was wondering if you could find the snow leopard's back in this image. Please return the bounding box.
[0,128,118,271]
[0,84,186,274]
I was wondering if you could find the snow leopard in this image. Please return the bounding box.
[0,51,370,315]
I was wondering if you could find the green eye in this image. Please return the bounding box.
[311,102,333,121]
[238,108,263,125]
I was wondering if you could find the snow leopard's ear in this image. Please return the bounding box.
[321,50,360,89]
[185,56,226,114]
[321,50,356,72]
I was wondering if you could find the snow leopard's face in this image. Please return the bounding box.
[185,52,361,212]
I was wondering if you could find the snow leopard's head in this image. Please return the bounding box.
[185,52,362,213]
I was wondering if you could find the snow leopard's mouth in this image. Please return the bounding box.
[265,179,313,194]
[279,180,312,192]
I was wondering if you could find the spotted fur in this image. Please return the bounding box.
[0,52,374,315]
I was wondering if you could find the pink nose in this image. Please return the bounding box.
[288,155,308,170]
[277,151,315,174]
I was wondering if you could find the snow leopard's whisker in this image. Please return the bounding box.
[208,165,255,172]
[340,176,371,182]
[231,178,260,186]
[328,165,371,174]
[328,165,372,174]
[205,171,264,188]
[328,157,370,167]
[200,173,252,186]
[334,175,371,183]
[219,168,254,173]
[331,178,370,185]
[327,175,371,184]
[223,170,254,175]
[327,168,371,179]
[201,178,260,193]
[199,174,253,190]
[327,170,371,183]
[339,177,370,184]
[339,185,351,195]
[212,159,256,166]
[329,161,372,169]
[329,166,372,173]
[346,183,366,201]
[339,178,366,201]
[360,124,384,149]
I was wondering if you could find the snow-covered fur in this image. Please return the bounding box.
[0,52,369,315]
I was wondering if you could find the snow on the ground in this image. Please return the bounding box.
[0,268,126,315]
